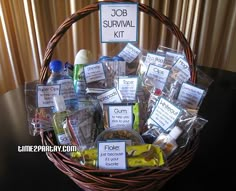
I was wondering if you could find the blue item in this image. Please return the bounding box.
[49,60,63,72]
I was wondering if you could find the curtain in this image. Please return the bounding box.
[0,0,236,94]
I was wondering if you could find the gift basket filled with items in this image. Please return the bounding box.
[25,1,212,191]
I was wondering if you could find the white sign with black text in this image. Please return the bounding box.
[100,3,138,42]
[98,141,127,170]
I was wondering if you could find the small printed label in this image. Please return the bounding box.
[172,58,191,83]
[98,141,126,169]
[150,97,181,131]
[118,43,141,63]
[57,133,71,145]
[100,3,138,42]
[146,64,169,91]
[144,53,165,67]
[84,63,106,83]
[177,83,205,109]
[97,88,122,104]
[57,79,77,100]
[37,85,60,107]
[108,105,133,128]
[118,76,138,101]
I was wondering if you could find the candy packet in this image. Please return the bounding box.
[117,43,142,75]
[163,65,213,113]
[156,45,186,66]
[138,51,167,77]
[143,95,195,138]
[24,80,54,136]
[103,103,140,132]
[71,143,166,169]
[142,94,207,158]
[96,87,123,108]
[163,57,191,100]
[65,108,98,150]
[83,62,109,93]
[114,75,139,102]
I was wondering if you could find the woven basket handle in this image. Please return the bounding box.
[40,0,196,83]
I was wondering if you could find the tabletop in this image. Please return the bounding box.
[0,66,235,190]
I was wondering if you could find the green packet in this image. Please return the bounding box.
[103,103,140,132]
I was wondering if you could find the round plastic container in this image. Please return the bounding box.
[94,128,144,146]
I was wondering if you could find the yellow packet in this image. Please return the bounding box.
[71,144,165,168]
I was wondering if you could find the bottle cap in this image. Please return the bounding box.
[53,95,66,112]
[49,60,63,72]
[74,49,93,65]
[169,126,182,140]
[112,56,125,61]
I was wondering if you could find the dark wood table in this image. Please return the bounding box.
[0,67,235,190]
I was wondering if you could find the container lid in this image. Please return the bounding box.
[169,126,183,140]
[49,60,63,72]
[74,49,93,65]
[53,95,66,112]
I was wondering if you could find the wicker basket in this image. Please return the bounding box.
[39,1,199,190]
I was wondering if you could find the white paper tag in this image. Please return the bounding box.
[98,141,127,169]
[118,43,141,63]
[56,79,76,100]
[146,65,170,91]
[144,53,165,67]
[97,88,122,104]
[150,97,181,131]
[172,58,191,83]
[100,3,138,42]
[108,105,133,128]
[118,76,138,101]
[84,63,106,83]
[37,85,60,107]
[177,83,205,109]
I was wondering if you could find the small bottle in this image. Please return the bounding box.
[47,60,78,111]
[153,126,183,157]
[73,49,93,95]
[52,95,72,146]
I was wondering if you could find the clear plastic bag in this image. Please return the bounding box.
[24,80,54,136]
